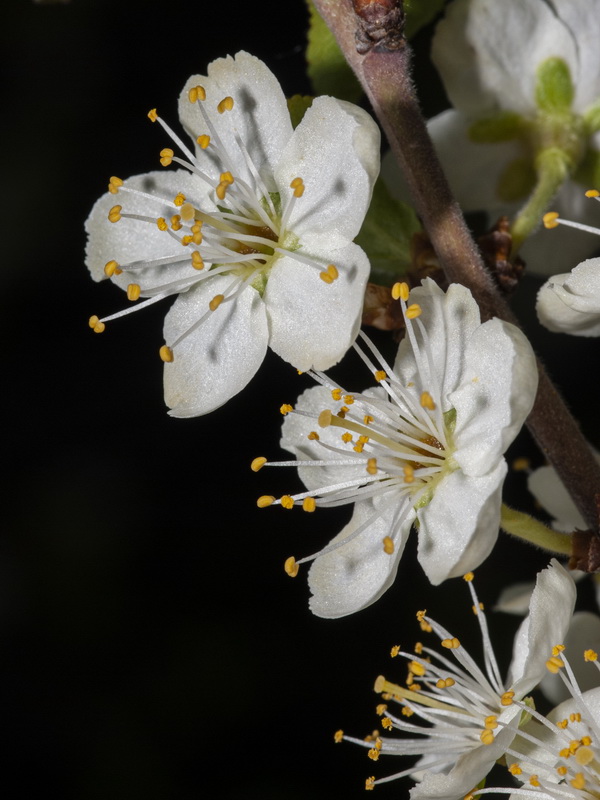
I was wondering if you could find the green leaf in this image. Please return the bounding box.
[468,111,524,143]
[535,57,574,114]
[404,0,446,39]
[306,0,362,103]
[355,177,421,285]
[287,95,314,129]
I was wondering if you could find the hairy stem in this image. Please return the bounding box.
[500,505,572,556]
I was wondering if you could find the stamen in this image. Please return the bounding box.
[88,315,105,334]
[159,345,174,363]
[108,205,122,223]
[196,134,210,149]
[108,176,123,194]
[284,556,299,577]
[188,85,206,103]
[217,96,234,114]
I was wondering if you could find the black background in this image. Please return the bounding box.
[1,1,598,797]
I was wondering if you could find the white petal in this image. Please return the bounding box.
[528,464,587,532]
[280,385,367,492]
[393,280,482,410]
[432,0,578,117]
[264,242,370,371]
[163,275,268,417]
[274,96,380,247]
[178,51,293,188]
[85,170,206,293]
[416,460,506,585]
[536,258,600,336]
[540,611,600,704]
[451,319,538,476]
[307,501,413,618]
[494,580,536,615]
[508,560,576,696]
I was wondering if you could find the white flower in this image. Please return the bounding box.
[419,0,600,276]
[254,279,538,617]
[340,562,576,799]
[85,51,380,417]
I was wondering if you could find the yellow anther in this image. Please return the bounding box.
[209,294,224,312]
[381,717,393,730]
[180,203,195,222]
[159,344,174,363]
[319,270,334,284]
[420,391,435,410]
[334,730,344,743]
[546,655,564,673]
[441,638,460,649]
[181,235,193,246]
[405,303,422,319]
[403,464,414,483]
[191,251,204,270]
[584,649,598,661]
[156,217,168,231]
[126,283,141,302]
[280,495,295,510]
[552,644,565,656]
[484,715,498,730]
[159,147,174,167]
[402,706,414,717]
[88,315,105,334]
[557,719,569,729]
[251,457,267,472]
[508,764,523,776]
[331,388,342,401]
[280,404,294,416]
[170,214,182,231]
[382,536,394,555]
[216,181,229,201]
[571,773,586,790]
[344,395,355,405]
[409,660,426,677]
[480,730,495,745]
[284,556,299,577]
[569,740,581,754]
[462,572,474,582]
[543,211,560,229]
[391,281,410,301]
[571,713,582,723]
[374,370,387,382]
[376,703,388,716]
[390,645,400,658]
[303,497,316,513]
[585,189,600,198]
[147,108,158,122]
[341,432,353,444]
[501,691,515,706]
[363,415,374,425]
[557,766,568,776]
[366,457,378,475]
[353,442,365,454]
[103,259,119,277]
[257,495,275,508]
[318,409,332,427]
[108,204,122,223]
[196,134,210,149]
[174,192,186,207]
[307,431,320,441]
[414,642,423,655]
[188,85,206,103]
[576,746,594,766]
[108,175,124,194]
[326,264,339,281]
[220,171,234,185]
[416,609,427,622]
[367,748,380,761]
[217,96,234,114]
[365,776,375,791]
[338,406,349,418]
[529,776,540,787]
[420,619,432,633]
[512,457,530,472]
[290,177,305,198]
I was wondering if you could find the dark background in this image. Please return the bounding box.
[1,1,598,797]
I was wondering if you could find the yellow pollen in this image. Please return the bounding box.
[508,764,523,776]
[104,259,119,277]
[331,388,342,401]
[402,706,414,717]
[188,85,206,103]
[334,730,344,743]
[391,281,410,301]
[341,432,353,444]
[390,645,400,658]
[180,203,195,222]
[367,457,378,474]
[374,370,387,382]
[557,719,569,730]
[406,303,422,319]
[251,457,267,472]
[409,660,426,677]
[420,391,435,410]
[191,251,204,270]
[284,556,299,577]
[217,96,234,114]
[216,181,229,201]
[557,766,568,776]
[569,740,581,754]
[585,649,598,661]
[220,171,234,185]
[363,415,374,425]
[209,294,224,312]
[159,147,174,167]
[327,264,339,280]
[108,204,122,223]
[147,108,158,122]
[585,189,600,198]
[181,235,193,246]
[170,214,182,231]
[156,217,168,231]
[159,345,174,363]
[571,713,582,723]
[543,211,560,229]
[501,691,515,706]
[344,395,355,405]
[512,457,530,471]
[441,638,460,649]
[571,773,586,790]
[280,495,294,510]
[559,747,570,757]
[290,177,305,198]
[376,703,388,715]
[576,746,594,766]
[480,730,495,745]
[196,134,210,149]
[88,315,105,334]
[552,644,565,656]
[307,431,320,441]
[403,464,414,483]
[436,678,455,688]
[280,404,294,416]
[416,609,427,622]
[319,270,334,284]
[529,776,540,787]
[367,748,380,761]
[546,655,564,673]
[381,717,393,730]
[318,409,333,427]
[463,572,475,582]
[303,497,316,512]
[484,715,498,730]
[352,441,364,452]
[174,192,186,206]
[126,283,141,302]
[257,495,275,508]
[108,175,123,194]
[582,736,592,746]
[382,536,394,555]
[365,776,375,791]
[338,406,349,418]
[414,642,423,655]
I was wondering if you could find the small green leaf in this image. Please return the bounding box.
[404,0,446,39]
[468,111,524,143]
[306,0,362,103]
[355,177,422,285]
[584,101,600,133]
[287,95,314,129]
[535,57,574,114]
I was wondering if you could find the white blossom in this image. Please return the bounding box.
[85,52,380,416]
[254,279,538,617]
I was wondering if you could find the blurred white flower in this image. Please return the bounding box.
[255,279,538,617]
[85,51,380,416]
[341,562,576,799]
